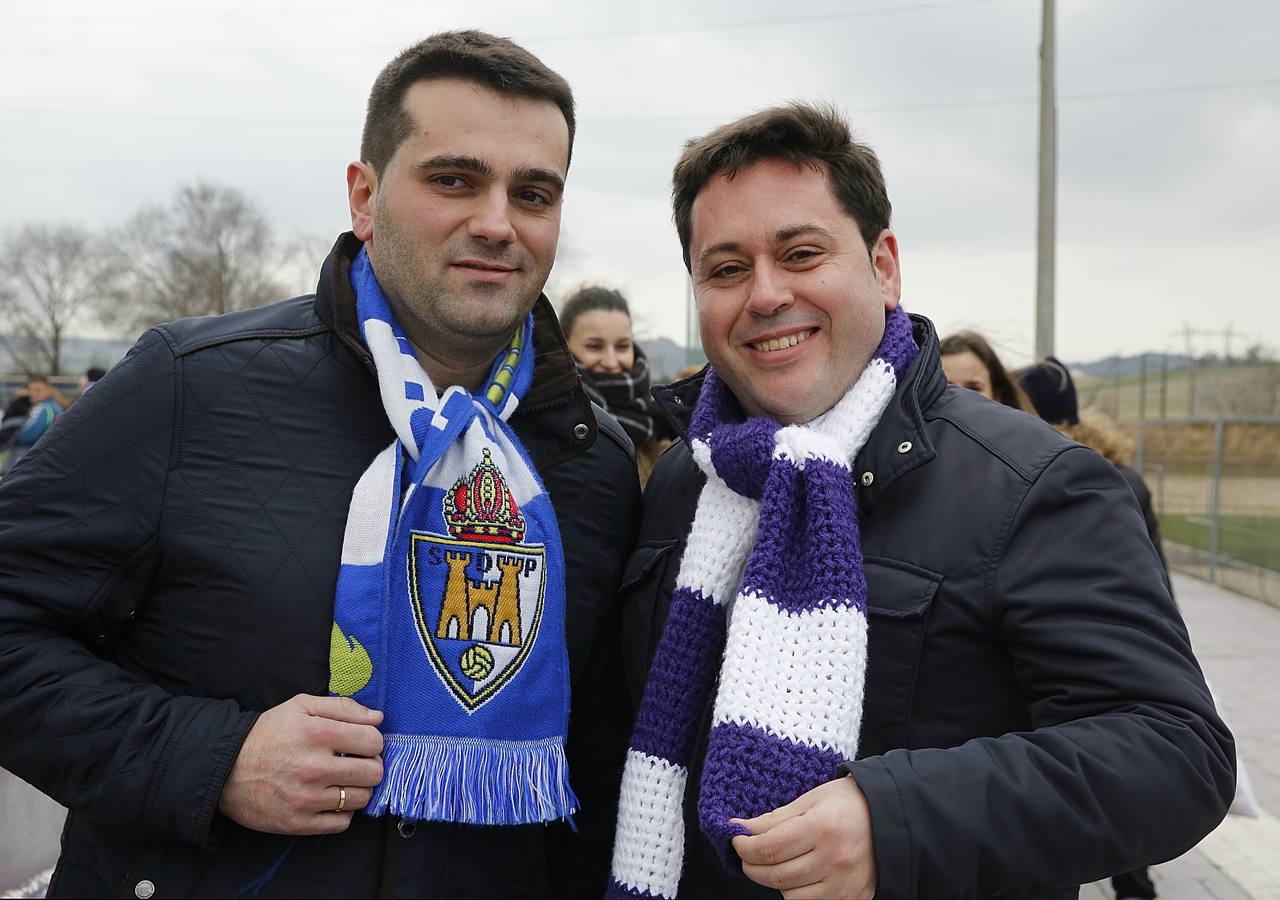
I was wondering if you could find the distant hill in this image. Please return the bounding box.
[641,337,705,383]
[1066,352,1195,379]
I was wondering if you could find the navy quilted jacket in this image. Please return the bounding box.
[618,316,1235,899]
[0,234,641,898]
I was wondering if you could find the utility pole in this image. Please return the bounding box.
[1035,0,1057,358]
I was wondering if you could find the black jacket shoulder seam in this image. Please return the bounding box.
[156,323,331,359]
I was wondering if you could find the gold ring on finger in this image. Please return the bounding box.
[335,785,347,813]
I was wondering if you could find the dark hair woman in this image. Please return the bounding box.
[560,286,674,486]
[939,331,1033,412]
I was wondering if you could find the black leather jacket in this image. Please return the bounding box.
[0,234,641,898]
[618,315,1234,899]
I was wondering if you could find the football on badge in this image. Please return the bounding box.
[460,644,495,680]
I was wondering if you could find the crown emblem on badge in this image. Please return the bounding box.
[443,449,526,544]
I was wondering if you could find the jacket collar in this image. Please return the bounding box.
[313,232,596,466]
[652,312,947,512]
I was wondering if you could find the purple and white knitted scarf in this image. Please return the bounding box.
[608,307,918,899]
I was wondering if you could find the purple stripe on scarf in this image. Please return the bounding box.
[707,416,779,501]
[880,305,917,378]
[687,368,742,444]
[737,457,867,614]
[630,586,728,766]
[605,878,665,900]
[698,720,846,870]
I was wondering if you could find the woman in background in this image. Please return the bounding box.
[560,286,674,486]
[940,331,1034,412]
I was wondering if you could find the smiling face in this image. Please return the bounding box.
[689,158,901,424]
[347,77,570,384]
[566,309,635,374]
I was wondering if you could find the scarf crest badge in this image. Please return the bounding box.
[329,246,576,826]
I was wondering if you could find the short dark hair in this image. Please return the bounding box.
[559,285,630,340]
[85,367,106,382]
[939,331,1033,413]
[360,30,576,175]
[672,102,891,271]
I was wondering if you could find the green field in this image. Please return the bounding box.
[1161,513,1280,572]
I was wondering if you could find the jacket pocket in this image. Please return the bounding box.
[861,556,943,757]
[618,540,681,712]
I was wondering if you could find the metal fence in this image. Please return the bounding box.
[1125,416,1280,608]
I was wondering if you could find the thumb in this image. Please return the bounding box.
[296,693,383,725]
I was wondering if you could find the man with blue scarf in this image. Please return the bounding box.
[0,31,639,898]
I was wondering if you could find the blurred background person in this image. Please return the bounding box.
[941,330,1034,412]
[561,285,674,485]
[1018,357,1166,578]
[78,366,107,399]
[1,376,64,476]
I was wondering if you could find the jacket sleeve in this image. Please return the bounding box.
[843,445,1235,899]
[0,330,257,848]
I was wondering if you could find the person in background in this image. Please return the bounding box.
[1018,357,1166,577]
[3,376,64,473]
[78,366,107,398]
[940,330,1033,412]
[561,285,675,485]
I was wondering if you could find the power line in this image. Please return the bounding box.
[0,0,1022,55]
[0,75,1275,128]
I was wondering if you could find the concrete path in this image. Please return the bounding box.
[1084,572,1280,899]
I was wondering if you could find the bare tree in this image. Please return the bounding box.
[0,224,110,375]
[108,182,286,334]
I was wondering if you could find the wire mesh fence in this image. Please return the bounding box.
[1125,416,1280,607]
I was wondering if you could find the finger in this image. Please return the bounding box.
[741,850,822,892]
[300,810,356,835]
[732,792,813,834]
[326,754,384,789]
[313,784,373,814]
[782,881,848,900]
[296,694,384,725]
[315,718,384,757]
[733,814,818,866]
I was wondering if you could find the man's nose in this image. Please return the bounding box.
[468,190,516,244]
[745,262,794,317]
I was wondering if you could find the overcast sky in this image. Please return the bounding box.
[2,0,1277,364]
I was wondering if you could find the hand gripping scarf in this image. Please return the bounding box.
[329,248,576,825]
[608,307,918,898]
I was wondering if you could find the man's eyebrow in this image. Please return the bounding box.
[696,241,745,270]
[773,224,835,244]
[512,167,565,194]
[416,155,493,176]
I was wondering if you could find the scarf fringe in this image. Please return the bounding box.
[368,733,579,825]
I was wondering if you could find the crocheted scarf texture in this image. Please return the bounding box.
[608,306,918,899]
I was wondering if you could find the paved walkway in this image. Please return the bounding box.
[1084,572,1280,899]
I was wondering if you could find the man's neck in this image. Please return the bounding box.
[411,339,505,394]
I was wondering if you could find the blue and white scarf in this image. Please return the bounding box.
[329,247,576,825]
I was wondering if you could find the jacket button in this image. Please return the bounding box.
[897,441,912,454]
[397,818,417,839]
[672,395,683,405]
[135,880,156,899]
[860,472,875,487]
[572,423,589,440]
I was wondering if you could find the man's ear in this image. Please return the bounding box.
[871,228,902,311]
[347,161,377,242]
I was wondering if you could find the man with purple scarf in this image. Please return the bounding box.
[609,105,1234,899]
